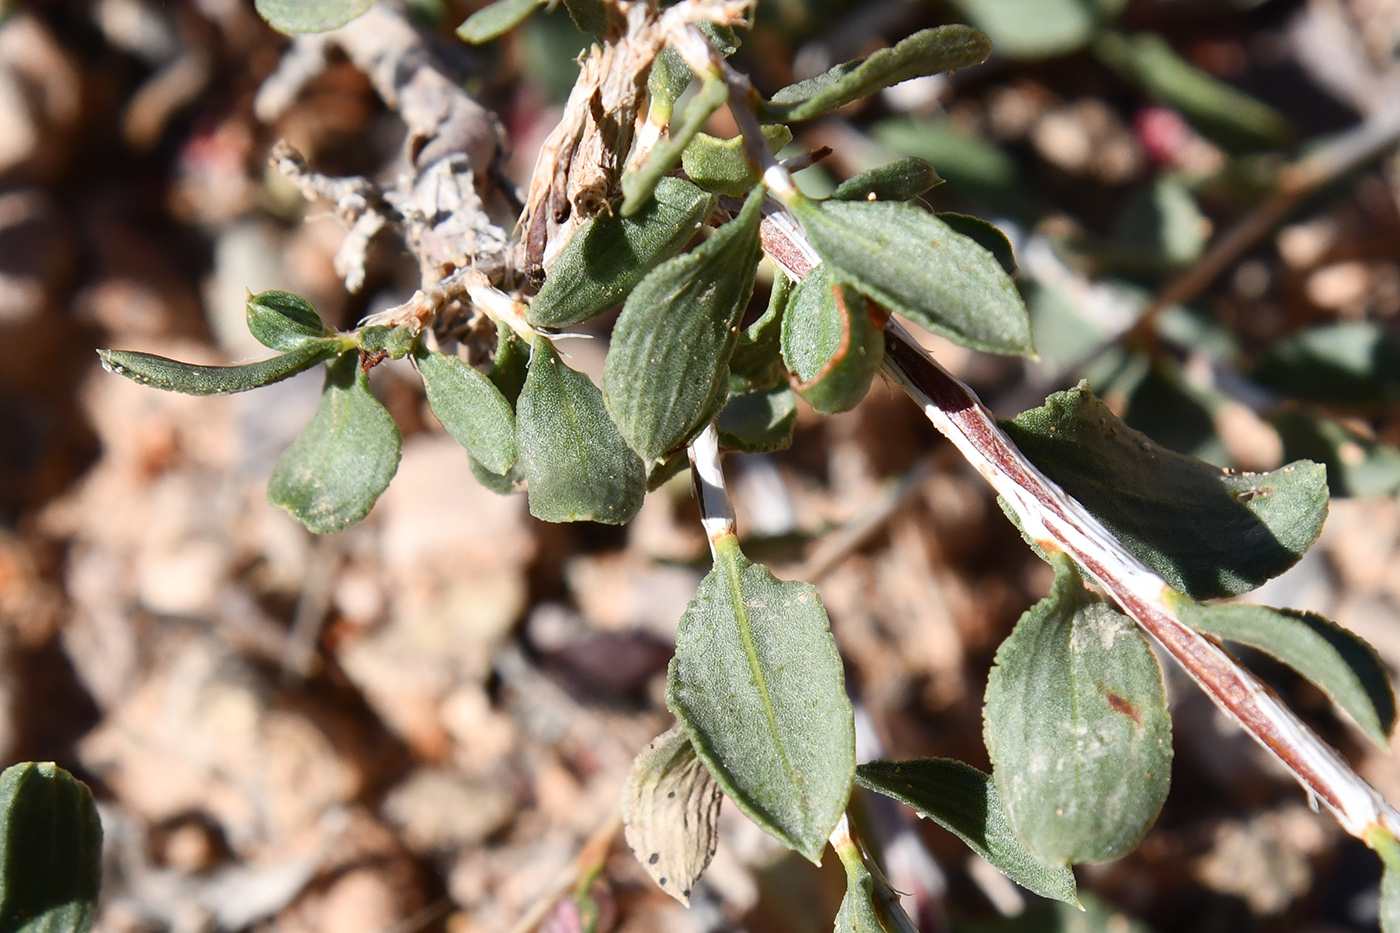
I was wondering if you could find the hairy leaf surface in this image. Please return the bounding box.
[1003,384,1329,598]
[856,759,1079,905]
[621,725,723,907]
[790,197,1032,356]
[98,341,341,396]
[267,351,402,534]
[1176,599,1396,746]
[517,341,645,524]
[682,126,793,197]
[416,349,517,475]
[763,26,991,122]
[984,555,1172,865]
[246,290,333,350]
[781,265,885,414]
[0,762,102,933]
[529,178,715,327]
[830,157,943,202]
[668,537,854,862]
[604,186,764,461]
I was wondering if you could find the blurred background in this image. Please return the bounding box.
[2,0,1400,930]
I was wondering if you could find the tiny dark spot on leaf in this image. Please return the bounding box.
[649,852,660,864]
[667,791,675,798]
[659,877,668,886]
[1101,687,1142,726]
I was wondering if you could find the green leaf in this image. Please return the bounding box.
[682,125,794,197]
[717,386,797,453]
[529,177,715,327]
[623,78,730,216]
[937,212,1016,275]
[98,340,343,396]
[1271,410,1400,499]
[254,0,377,34]
[267,351,403,534]
[517,340,645,524]
[789,197,1033,356]
[649,47,694,125]
[468,324,531,494]
[0,762,102,933]
[855,759,1079,905]
[984,554,1172,865]
[456,0,546,43]
[762,26,992,123]
[781,265,885,414]
[1111,176,1207,270]
[1094,31,1291,151]
[620,725,723,907]
[947,0,1096,59]
[416,349,517,475]
[729,272,791,394]
[1175,598,1396,746]
[1002,384,1329,599]
[668,536,855,861]
[561,0,608,39]
[1253,321,1400,406]
[604,186,764,461]
[831,158,943,203]
[1375,830,1400,933]
[246,290,333,350]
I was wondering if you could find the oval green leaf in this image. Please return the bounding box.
[621,725,723,907]
[1174,598,1396,747]
[603,185,764,461]
[781,265,885,414]
[98,340,342,396]
[529,177,715,328]
[717,386,797,453]
[456,0,547,43]
[830,157,943,203]
[1001,384,1329,599]
[254,0,377,34]
[416,349,517,475]
[789,196,1033,356]
[762,25,991,123]
[516,340,645,524]
[246,290,333,351]
[948,0,1095,60]
[1252,321,1400,407]
[682,125,793,198]
[267,351,403,534]
[984,554,1172,866]
[855,758,1079,906]
[0,762,102,933]
[668,536,855,862]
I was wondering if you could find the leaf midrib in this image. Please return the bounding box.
[720,552,806,828]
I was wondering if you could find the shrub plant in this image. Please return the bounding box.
[72,0,1400,929]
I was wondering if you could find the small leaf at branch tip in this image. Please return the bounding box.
[456,0,547,43]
